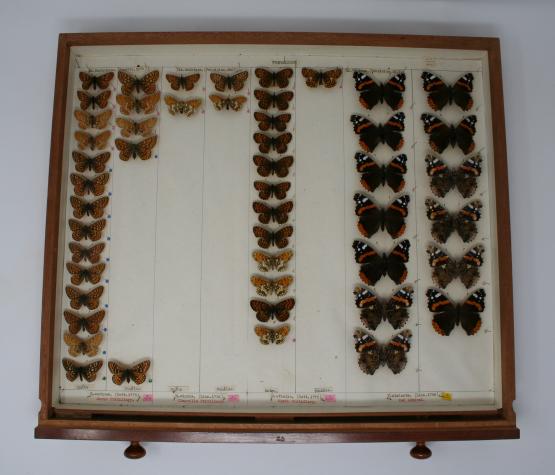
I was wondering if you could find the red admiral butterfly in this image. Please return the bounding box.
[427,244,484,289]
[421,72,474,111]
[250,298,295,323]
[351,113,405,152]
[253,181,291,200]
[355,152,407,193]
[426,198,482,243]
[354,193,410,239]
[354,329,412,375]
[252,201,294,224]
[421,113,477,155]
[353,71,406,110]
[427,288,485,336]
[353,239,410,286]
[354,286,413,330]
[426,154,482,198]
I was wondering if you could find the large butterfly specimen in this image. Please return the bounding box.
[427,288,485,336]
[353,71,406,110]
[353,239,410,286]
[421,71,474,111]
[354,329,412,375]
[425,198,482,243]
[421,113,477,154]
[355,152,407,192]
[425,154,482,198]
[354,286,413,330]
[427,244,484,289]
[354,193,410,239]
[351,113,405,152]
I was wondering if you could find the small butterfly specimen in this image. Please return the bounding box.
[253,132,292,154]
[70,172,110,196]
[253,200,293,224]
[355,152,407,192]
[68,242,105,264]
[164,96,202,116]
[253,225,293,249]
[74,130,111,151]
[115,136,158,161]
[422,72,474,111]
[427,288,485,336]
[301,67,342,88]
[108,359,151,385]
[421,113,477,154]
[64,309,106,334]
[353,239,410,286]
[252,249,293,272]
[254,324,290,345]
[253,155,294,178]
[74,109,113,130]
[425,154,482,198]
[354,329,412,375]
[250,275,293,297]
[62,358,103,382]
[253,181,291,200]
[250,298,295,322]
[353,71,406,110]
[63,332,103,357]
[210,71,249,92]
[79,71,114,90]
[118,70,159,95]
[77,90,111,110]
[354,193,410,239]
[209,94,247,111]
[72,151,111,173]
[115,116,158,137]
[427,244,484,289]
[254,112,291,132]
[116,92,160,115]
[66,262,106,285]
[70,196,109,219]
[65,285,104,310]
[354,286,413,331]
[351,113,405,152]
[253,90,294,110]
[165,72,201,91]
[426,198,482,243]
[255,68,293,88]
[68,219,106,241]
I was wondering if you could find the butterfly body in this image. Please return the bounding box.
[115,136,157,161]
[427,288,485,335]
[354,329,412,375]
[421,72,474,111]
[355,152,407,192]
[64,310,106,335]
[253,181,291,200]
[427,244,484,288]
[354,193,410,239]
[425,154,482,198]
[62,358,103,382]
[118,70,159,95]
[426,198,482,243]
[63,332,103,357]
[210,71,249,92]
[421,113,477,154]
[79,71,114,90]
[354,286,413,330]
[301,68,342,88]
[250,298,295,322]
[108,360,151,385]
[255,68,293,88]
[254,325,290,344]
[254,90,294,110]
[209,94,247,111]
[252,250,293,272]
[250,275,293,297]
[165,73,200,91]
[253,155,294,177]
[353,239,410,286]
[353,71,406,110]
[351,113,405,152]
[253,225,293,249]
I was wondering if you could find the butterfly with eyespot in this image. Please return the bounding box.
[70,172,110,196]
[253,200,293,224]
[353,71,406,110]
[253,132,292,154]
[210,71,249,92]
[115,116,158,137]
[354,329,412,375]
[74,110,113,130]
[63,332,103,357]
[65,285,104,310]
[351,113,405,152]
[62,358,103,382]
[353,239,410,286]
[422,72,474,111]
[70,196,109,219]
[426,198,482,243]
[421,113,477,155]
[355,152,407,193]
[74,130,111,151]
[254,90,294,111]
[68,242,105,264]
[64,309,106,335]
[79,71,114,90]
[77,90,111,110]
[66,262,106,285]
[68,219,106,242]
[164,96,202,116]
[354,286,413,331]
[255,68,293,88]
[254,112,291,132]
[253,181,291,200]
[118,70,159,95]
[165,73,201,91]
[108,359,151,385]
[254,324,290,345]
[252,249,293,272]
[250,275,293,297]
[253,225,293,249]
[253,155,294,178]
[115,136,157,161]
[209,94,247,111]
[425,154,482,198]
[250,298,295,323]
[116,92,160,115]
[427,244,484,289]
[427,288,485,336]
[301,67,342,88]
[354,193,410,239]
[72,151,111,173]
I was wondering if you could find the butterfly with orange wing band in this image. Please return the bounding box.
[353,239,410,286]
[425,198,482,243]
[425,154,482,198]
[354,329,412,375]
[427,288,485,336]
[354,193,410,239]
[351,113,405,152]
[422,72,474,111]
[427,244,484,289]
[421,113,477,155]
[353,71,406,110]
[354,286,413,331]
[355,152,407,193]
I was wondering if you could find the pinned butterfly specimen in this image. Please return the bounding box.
[354,286,413,330]
[252,249,293,272]
[425,154,482,198]
[70,172,110,196]
[116,92,160,115]
[74,130,111,151]
[250,298,295,322]
[353,71,406,110]
[70,196,109,219]
[164,96,202,116]
[254,112,291,132]
[108,359,151,385]
[79,71,114,90]
[427,244,484,289]
[64,309,106,334]
[66,262,106,285]
[68,242,105,264]
[421,113,477,155]
[115,116,158,137]
[253,132,292,154]
[72,151,111,173]
[115,136,158,161]
[253,200,293,224]
[65,285,104,310]
[425,198,482,243]
[77,90,111,110]
[355,152,407,193]
[253,155,294,178]
[254,90,294,110]
[255,68,293,88]
[422,72,474,111]
[351,113,405,152]
[209,94,247,111]
[165,72,201,91]
[250,275,293,297]
[427,288,485,336]
[210,71,249,92]
[253,225,293,249]
[62,358,103,382]
[354,329,412,375]
[118,70,159,95]
[354,193,410,239]
[63,332,103,357]
[301,67,342,88]
[353,239,410,286]
[254,324,290,345]
[74,110,113,130]
[253,181,291,200]
[68,219,106,242]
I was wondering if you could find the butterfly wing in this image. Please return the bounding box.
[140,92,161,114]
[81,360,103,382]
[83,310,106,334]
[455,115,477,155]
[456,155,482,198]
[108,361,126,385]
[460,289,485,335]
[253,89,272,110]
[427,288,457,336]
[354,152,383,192]
[353,240,383,286]
[86,263,106,284]
[274,275,293,296]
[66,262,86,285]
[382,113,405,151]
[384,154,408,192]
[382,73,406,110]
[253,133,272,154]
[273,133,292,154]
[116,94,135,115]
[63,333,84,357]
[354,193,382,238]
[274,156,294,178]
[137,136,158,160]
[74,110,92,129]
[230,71,249,91]
[384,329,412,374]
[351,114,380,153]
[427,245,457,288]
[129,360,151,385]
[275,91,294,110]
[354,286,384,331]
[62,358,79,381]
[425,155,454,197]
[117,71,137,95]
[301,68,320,88]
[115,117,136,137]
[250,275,272,296]
[385,239,410,284]
[385,286,413,329]
[353,71,381,110]
[421,113,451,153]
[383,195,410,239]
[140,71,160,94]
[273,225,293,248]
[64,310,84,335]
[458,244,484,289]
[353,329,381,375]
[250,299,273,322]
[228,95,247,111]
[454,200,482,242]
[452,73,474,111]
[274,298,295,322]
[421,72,451,111]
[210,73,228,92]
[252,202,273,224]
[274,201,294,224]
[321,68,342,88]
[83,333,103,357]
[425,198,453,243]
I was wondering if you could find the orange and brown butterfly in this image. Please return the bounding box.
[253,181,291,200]
[72,151,111,173]
[118,70,159,95]
[74,130,111,151]
[66,262,106,285]
[68,242,105,264]
[301,67,342,88]
[77,90,111,110]
[254,68,293,88]
[253,225,293,249]
[79,71,114,90]
[210,70,249,92]
[250,275,293,297]
[116,92,160,115]
[164,95,202,116]
[63,332,103,357]
[65,285,104,310]
[250,298,295,323]
[74,109,112,130]
[115,116,157,137]
[166,73,201,91]
[209,94,247,111]
[254,112,291,132]
[254,325,290,345]
[253,155,294,178]
[115,136,157,161]
[68,219,106,241]
[253,90,294,110]
[253,132,292,154]
[252,249,294,272]
[64,309,106,334]
[252,200,293,224]
[108,359,151,385]
[62,358,103,382]
[70,196,109,219]
[70,172,110,196]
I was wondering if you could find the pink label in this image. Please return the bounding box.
[322,393,336,402]
[227,394,240,402]
[142,393,154,402]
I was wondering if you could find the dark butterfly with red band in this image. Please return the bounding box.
[351,113,405,152]
[253,225,293,249]
[253,181,291,200]
[426,198,482,243]
[421,72,474,111]
[254,112,291,132]
[354,329,412,375]
[421,113,477,155]
[253,132,292,154]
[301,68,342,88]
[79,71,114,90]
[354,193,410,239]
[62,358,103,382]
[353,71,406,110]
[254,90,294,110]
[255,68,293,88]
[354,286,413,331]
[253,201,293,224]
[253,155,294,177]
[353,239,410,286]
[355,152,407,192]
[426,154,482,198]
[250,298,295,323]
[427,244,484,289]
[427,288,485,336]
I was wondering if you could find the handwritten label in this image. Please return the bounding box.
[86,391,142,403]
[385,391,453,403]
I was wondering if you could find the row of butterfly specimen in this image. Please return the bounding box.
[164,71,203,116]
